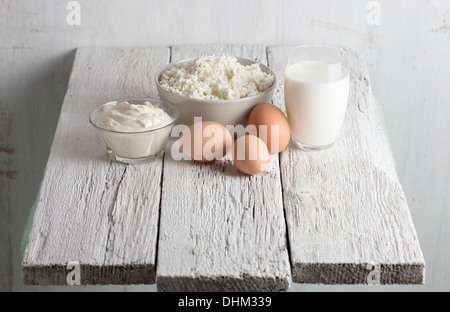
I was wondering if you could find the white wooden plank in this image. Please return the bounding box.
[268,46,425,284]
[0,47,75,291]
[22,47,170,285]
[156,44,291,292]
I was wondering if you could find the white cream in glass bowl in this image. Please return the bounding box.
[89,99,179,164]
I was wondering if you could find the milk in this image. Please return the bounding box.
[284,62,349,148]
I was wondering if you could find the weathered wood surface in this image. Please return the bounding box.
[156,45,291,292]
[268,46,425,284]
[22,47,170,285]
[22,45,425,289]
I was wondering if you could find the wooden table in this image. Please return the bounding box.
[22,45,425,291]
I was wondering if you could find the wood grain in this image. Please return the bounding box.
[268,46,425,284]
[156,45,292,292]
[0,48,76,291]
[21,45,426,289]
[22,47,170,285]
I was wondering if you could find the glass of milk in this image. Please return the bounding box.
[284,45,350,150]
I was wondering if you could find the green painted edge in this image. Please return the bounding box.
[374,96,397,171]
[21,181,42,257]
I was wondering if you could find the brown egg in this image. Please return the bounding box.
[248,103,291,154]
[233,135,270,175]
[180,121,232,162]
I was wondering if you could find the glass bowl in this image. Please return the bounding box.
[89,99,179,164]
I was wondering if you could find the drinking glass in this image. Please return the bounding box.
[284,45,350,150]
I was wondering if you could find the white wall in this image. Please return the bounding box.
[1,0,449,292]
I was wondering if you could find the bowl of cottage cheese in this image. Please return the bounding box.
[155,55,277,126]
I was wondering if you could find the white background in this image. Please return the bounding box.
[1,0,449,292]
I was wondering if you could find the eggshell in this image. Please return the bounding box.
[248,103,290,153]
[180,121,232,162]
[233,134,270,175]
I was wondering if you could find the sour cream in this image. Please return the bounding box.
[96,101,173,132]
[93,100,175,161]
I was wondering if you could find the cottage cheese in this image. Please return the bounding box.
[159,55,275,100]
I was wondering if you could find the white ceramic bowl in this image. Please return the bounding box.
[155,57,277,127]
